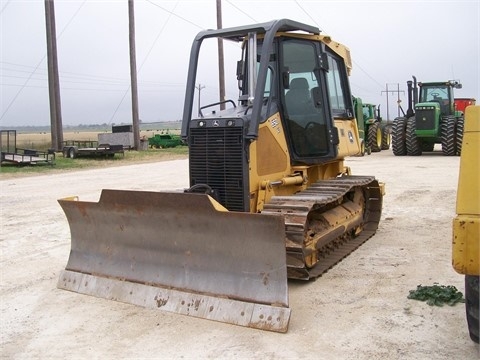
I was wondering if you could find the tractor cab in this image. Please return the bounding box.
[417,81,461,117]
[412,80,462,135]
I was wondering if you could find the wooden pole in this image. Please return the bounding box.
[44,0,63,151]
[196,83,205,117]
[128,0,141,150]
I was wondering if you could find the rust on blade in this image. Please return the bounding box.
[58,189,290,332]
[58,270,290,333]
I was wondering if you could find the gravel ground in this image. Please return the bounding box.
[1,149,478,359]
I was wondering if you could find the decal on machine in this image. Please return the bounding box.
[348,131,354,143]
[270,118,281,133]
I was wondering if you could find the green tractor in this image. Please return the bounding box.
[392,76,464,156]
[353,96,390,155]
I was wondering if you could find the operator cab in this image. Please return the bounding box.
[236,33,353,164]
[418,81,461,116]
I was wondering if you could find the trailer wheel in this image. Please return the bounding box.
[68,147,77,159]
[465,275,479,343]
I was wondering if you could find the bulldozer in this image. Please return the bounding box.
[452,105,479,343]
[392,76,464,156]
[57,19,383,333]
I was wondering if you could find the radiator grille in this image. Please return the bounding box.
[189,126,246,212]
[415,109,436,130]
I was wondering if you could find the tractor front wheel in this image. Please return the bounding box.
[368,122,382,152]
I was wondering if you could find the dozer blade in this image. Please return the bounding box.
[57,189,290,332]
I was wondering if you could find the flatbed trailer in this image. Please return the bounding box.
[1,148,55,166]
[62,141,124,159]
[1,130,55,166]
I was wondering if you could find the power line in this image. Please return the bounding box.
[107,1,181,125]
[224,0,257,22]
[353,61,384,89]
[1,83,184,94]
[144,0,204,30]
[1,59,186,91]
[0,0,11,15]
[0,57,46,121]
[1,72,184,90]
[0,61,183,86]
[293,0,322,31]
[0,0,87,121]
[291,1,384,90]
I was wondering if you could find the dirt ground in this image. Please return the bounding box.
[1,147,478,359]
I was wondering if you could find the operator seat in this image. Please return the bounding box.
[285,77,311,115]
[285,78,327,156]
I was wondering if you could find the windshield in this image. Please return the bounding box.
[420,86,449,102]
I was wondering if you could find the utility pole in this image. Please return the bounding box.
[381,83,405,120]
[128,0,141,150]
[216,0,226,110]
[44,0,63,151]
[196,83,205,117]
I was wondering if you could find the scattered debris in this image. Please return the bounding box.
[408,284,465,306]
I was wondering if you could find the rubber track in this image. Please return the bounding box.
[262,176,383,280]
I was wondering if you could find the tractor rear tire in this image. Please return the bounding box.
[441,115,457,156]
[368,123,382,152]
[381,125,391,150]
[465,275,479,343]
[456,116,464,156]
[392,117,407,156]
[406,118,422,156]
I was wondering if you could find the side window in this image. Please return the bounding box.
[325,51,350,118]
[262,65,273,98]
[362,106,369,120]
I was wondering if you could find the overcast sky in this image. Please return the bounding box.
[1,0,479,127]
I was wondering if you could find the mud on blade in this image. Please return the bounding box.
[57,189,290,332]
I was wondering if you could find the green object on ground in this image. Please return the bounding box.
[408,284,465,306]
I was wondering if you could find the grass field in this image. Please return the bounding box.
[0,129,187,177]
[13,129,180,151]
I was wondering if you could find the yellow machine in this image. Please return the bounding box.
[452,105,479,343]
[57,19,383,333]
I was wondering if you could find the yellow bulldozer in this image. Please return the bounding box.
[452,105,479,343]
[57,19,384,333]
